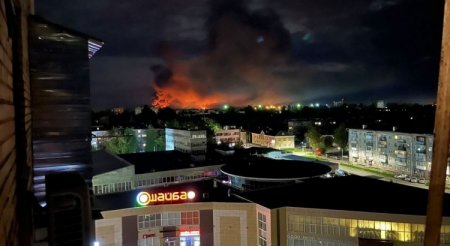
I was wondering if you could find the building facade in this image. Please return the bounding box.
[95,199,450,246]
[95,202,271,246]
[0,0,34,244]
[251,131,295,149]
[29,16,103,200]
[274,207,450,246]
[348,129,450,178]
[92,164,223,196]
[215,126,241,146]
[91,151,223,196]
[165,128,207,155]
[287,119,311,135]
[92,128,166,153]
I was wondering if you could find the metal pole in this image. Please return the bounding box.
[424,0,450,244]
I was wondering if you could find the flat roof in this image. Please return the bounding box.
[94,179,244,211]
[220,157,331,180]
[239,175,450,216]
[119,151,224,174]
[92,150,131,176]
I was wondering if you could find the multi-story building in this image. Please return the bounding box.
[165,128,207,155]
[29,16,103,200]
[215,126,241,146]
[251,130,295,149]
[287,119,312,135]
[94,176,450,246]
[94,180,271,246]
[348,128,450,178]
[92,128,165,152]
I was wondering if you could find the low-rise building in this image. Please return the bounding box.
[215,126,241,146]
[92,150,223,195]
[166,128,207,155]
[251,130,295,149]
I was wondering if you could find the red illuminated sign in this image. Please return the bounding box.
[137,191,196,206]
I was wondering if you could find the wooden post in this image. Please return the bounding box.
[424,0,450,245]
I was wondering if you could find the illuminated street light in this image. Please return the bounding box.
[223,104,229,110]
[315,103,320,107]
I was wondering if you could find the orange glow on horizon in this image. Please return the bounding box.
[151,65,227,109]
[150,57,288,109]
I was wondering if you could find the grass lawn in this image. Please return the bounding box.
[339,162,396,178]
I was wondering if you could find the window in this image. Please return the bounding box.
[258,212,267,246]
[139,237,160,246]
[181,211,199,225]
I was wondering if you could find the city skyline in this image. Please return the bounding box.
[37,0,444,110]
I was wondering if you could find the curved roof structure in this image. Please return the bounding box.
[220,157,331,181]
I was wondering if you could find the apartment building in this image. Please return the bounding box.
[348,128,450,178]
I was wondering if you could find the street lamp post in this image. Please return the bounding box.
[338,146,343,160]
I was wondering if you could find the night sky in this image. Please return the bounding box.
[37,0,444,110]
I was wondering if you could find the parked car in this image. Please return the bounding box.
[410,177,418,183]
[335,169,349,177]
[395,174,407,179]
[404,176,411,182]
[418,178,427,184]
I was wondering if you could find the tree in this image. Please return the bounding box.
[104,128,138,154]
[144,129,165,152]
[166,119,181,129]
[157,107,177,124]
[305,125,321,150]
[321,136,334,150]
[203,118,222,133]
[333,123,348,150]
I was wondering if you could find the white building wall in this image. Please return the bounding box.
[348,129,450,178]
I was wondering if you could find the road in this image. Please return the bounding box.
[335,160,450,194]
[290,151,450,193]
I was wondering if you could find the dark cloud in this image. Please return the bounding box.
[90,57,161,110]
[37,0,444,109]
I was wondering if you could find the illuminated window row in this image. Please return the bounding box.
[288,238,350,246]
[288,215,450,243]
[138,211,200,230]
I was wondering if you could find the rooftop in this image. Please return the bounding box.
[92,150,131,176]
[94,175,450,217]
[220,157,331,181]
[239,175,450,216]
[119,151,224,174]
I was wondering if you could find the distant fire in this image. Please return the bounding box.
[151,69,227,109]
